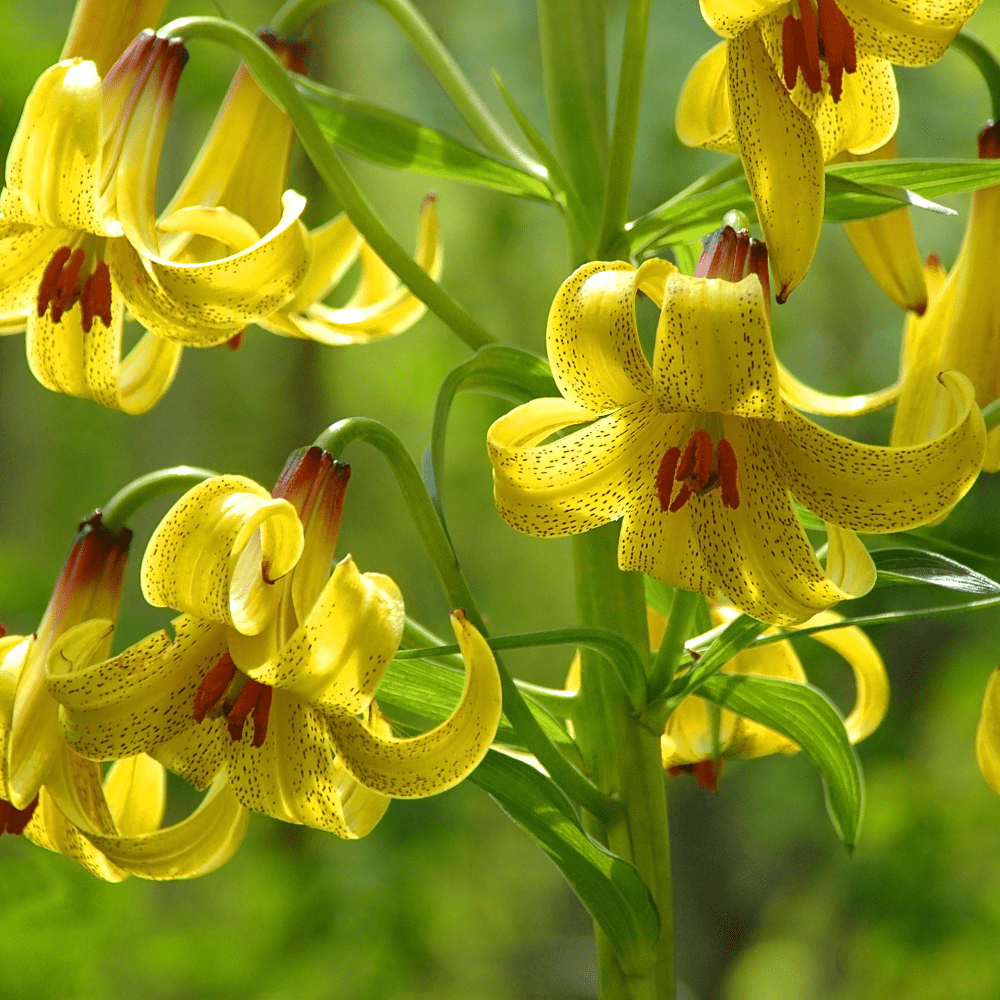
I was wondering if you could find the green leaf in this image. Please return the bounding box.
[471,749,659,974]
[823,173,957,221]
[294,75,553,201]
[426,345,558,524]
[871,547,1000,595]
[827,158,1000,200]
[697,673,864,852]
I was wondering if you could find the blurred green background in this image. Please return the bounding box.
[2,0,1000,997]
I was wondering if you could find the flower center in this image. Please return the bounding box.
[0,796,38,836]
[36,245,112,331]
[194,652,273,748]
[781,0,857,102]
[656,429,740,513]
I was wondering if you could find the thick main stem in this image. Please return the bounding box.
[573,523,675,999]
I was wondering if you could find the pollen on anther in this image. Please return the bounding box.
[194,652,237,722]
[716,438,740,510]
[656,447,680,512]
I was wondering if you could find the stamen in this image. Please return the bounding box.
[656,447,681,512]
[781,0,856,102]
[51,248,86,323]
[193,652,238,722]
[692,759,723,792]
[797,0,822,93]
[716,438,740,510]
[226,679,272,744]
[669,485,693,514]
[657,432,740,514]
[37,247,72,318]
[0,796,38,836]
[252,686,273,748]
[79,262,113,332]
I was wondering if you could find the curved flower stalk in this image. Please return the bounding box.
[0,513,247,880]
[48,448,502,837]
[892,121,1000,471]
[0,30,310,413]
[676,0,982,300]
[158,29,442,348]
[488,240,985,626]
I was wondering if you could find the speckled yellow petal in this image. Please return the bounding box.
[489,399,679,538]
[728,24,824,301]
[104,755,166,835]
[840,0,982,66]
[141,477,304,634]
[325,611,501,798]
[0,636,31,793]
[802,611,888,742]
[774,374,985,532]
[675,41,739,153]
[824,524,877,599]
[977,667,1000,795]
[49,616,226,761]
[153,719,230,791]
[231,559,404,715]
[698,0,787,36]
[0,60,118,235]
[778,361,900,416]
[546,260,666,412]
[84,774,248,880]
[0,226,67,319]
[227,693,390,837]
[898,257,950,377]
[654,272,781,418]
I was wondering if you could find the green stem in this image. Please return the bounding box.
[314,417,617,821]
[572,523,674,1000]
[597,0,651,258]
[646,589,702,701]
[271,0,538,174]
[101,467,217,532]
[953,32,1000,122]
[161,17,496,352]
[983,398,1000,432]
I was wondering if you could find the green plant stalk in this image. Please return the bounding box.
[983,398,1000,432]
[313,417,617,821]
[598,0,651,257]
[953,32,1000,122]
[271,0,538,174]
[646,588,702,700]
[101,467,217,532]
[160,17,495,352]
[573,523,675,999]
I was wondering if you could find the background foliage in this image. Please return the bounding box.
[1,0,999,997]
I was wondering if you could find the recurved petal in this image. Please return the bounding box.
[675,41,739,152]
[774,374,985,532]
[0,60,117,234]
[839,0,983,66]
[977,667,1000,795]
[802,611,888,743]
[699,0,787,36]
[227,693,390,837]
[325,611,501,797]
[104,754,166,835]
[83,774,249,880]
[0,226,67,319]
[49,616,227,760]
[654,272,781,417]
[546,260,666,411]
[489,399,678,538]
[141,476,304,634]
[0,635,31,792]
[728,24,824,301]
[824,523,877,598]
[233,559,404,714]
[778,361,901,416]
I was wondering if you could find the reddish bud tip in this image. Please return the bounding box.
[978,120,1000,160]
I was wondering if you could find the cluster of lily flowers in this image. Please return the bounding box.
[3,0,1000,881]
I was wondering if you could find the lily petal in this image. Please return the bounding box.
[977,667,1000,795]
[728,24,824,301]
[824,523,877,598]
[324,611,501,797]
[490,398,680,538]
[675,40,739,152]
[231,558,404,714]
[699,0,787,36]
[774,373,985,532]
[654,272,781,418]
[0,635,31,792]
[778,361,900,416]
[103,754,166,835]
[141,476,304,634]
[0,225,67,319]
[546,260,663,412]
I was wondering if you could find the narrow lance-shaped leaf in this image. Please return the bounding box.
[871,548,1000,595]
[697,673,864,853]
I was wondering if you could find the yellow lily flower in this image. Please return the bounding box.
[488,241,985,626]
[892,121,1000,471]
[61,0,169,76]
[48,448,502,837]
[0,31,310,413]
[157,29,442,348]
[0,514,247,880]
[676,0,982,299]
[976,667,1000,794]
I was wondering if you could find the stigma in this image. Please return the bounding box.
[36,246,113,331]
[781,0,857,102]
[656,429,740,513]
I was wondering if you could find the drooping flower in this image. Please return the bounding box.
[60,0,169,76]
[48,449,502,837]
[0,512,246,880]
[676,0,982,299]
[892,120,1000,472]
[158,29,442,348]
[488,234,985,626]
[0,30,310,412]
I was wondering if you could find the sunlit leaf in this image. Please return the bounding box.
[872,548,1000,595]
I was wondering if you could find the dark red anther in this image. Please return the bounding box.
[226,679,272,745]
[716,438,740,510]
[669,484,693,514]
[0,796,38,836]
[656,447,681,512]
[692,758,723,792]
[80,262,113,332]
[817,0,856,101]
[193,652,238,722]
[50,248,86,323]
[690,429,714,490]
[252,686,273,748]
[37,246,72,318]
[797,0,822,92]
[782,15,803,92]
[226,331,245,350]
